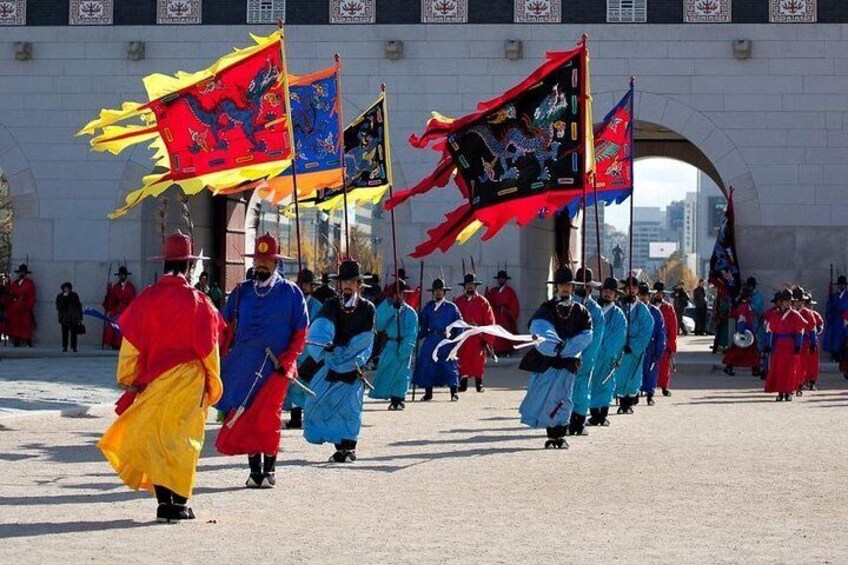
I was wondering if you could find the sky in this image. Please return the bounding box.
[604,158,699,232]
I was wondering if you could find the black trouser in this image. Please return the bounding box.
[154,484,187,505]
[60,323,78,351]
[695,307,707,335]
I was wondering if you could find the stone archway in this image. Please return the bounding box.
[593,89,760,226]
[0,124,39,269]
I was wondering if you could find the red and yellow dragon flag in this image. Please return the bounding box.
[78,31,295,218]
[385,40,593,258]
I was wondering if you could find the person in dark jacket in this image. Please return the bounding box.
[56,282,83,352]
[693,279,708,335]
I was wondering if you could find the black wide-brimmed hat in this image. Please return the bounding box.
[791,286,806,301]
[601,277,623,294]
[547,266,574,285]
[494,270,511,280]
[15,264,31,274]
[620,275,640,289]
[396,268,409,281]
[574,267,601,287]
[296,268,315,285]
[114,265,132,276]
[746,276,757,287]
[429,278,451,292]
[458,273,483,286]
[330,260,369,283]
[638,282,651,296]
[652,281,667,294]
[774,289,793,302]
[838,275,847,285]
[804,292,817,305]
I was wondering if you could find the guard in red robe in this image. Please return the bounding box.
[791,287,817,395]
[485,269,520,356]
[652,282,678,396]
[722,288,761,375]
[7,264,36,347]
[804,293,823,390]
[0,273,11,341]
[455,273,495,393]
[764,289,805,401]
[102,266,137,350]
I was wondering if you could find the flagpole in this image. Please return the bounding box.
[278,19,302,271]
[627,76,635,280]
[334,54,351,256]
[581,179,587,281]
[383,84,401,301]
[593,175,603,278]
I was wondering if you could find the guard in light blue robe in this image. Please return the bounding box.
[302,260,375,463]
[569,268,606,436]
[587,294,628,426]
[284,270,329,424]
[612,277,655,414]
[518,267,593,449]
[412,278,462,401]
[369,293,418,409]
[640,291,667,403]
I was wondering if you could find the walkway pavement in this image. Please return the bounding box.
[0,361,845,563]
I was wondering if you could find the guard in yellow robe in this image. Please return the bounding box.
[97,232,224,524]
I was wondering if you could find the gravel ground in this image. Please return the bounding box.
[0,360,846,564]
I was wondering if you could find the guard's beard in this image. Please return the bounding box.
[598,297,611,306]
[255,270,272,282]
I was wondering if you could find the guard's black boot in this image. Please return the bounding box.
[776,394,783,402]
[786,392,793,401]
[475,378,484,393]
[647,393,655,406]
[625,396,635,414]
[551,425,569,449]
[450,386,459,402]
[457,378,469,392]
[544,427,557,448]
[285,407,303,429]
[569,413,587,436]
[260,454,277,488]
[421,388,434,401]
[154,485,173,505]
[616,397,626,414]
[600,406,611,426]
[246,454,262,488]
[723,365,735,376]
[662,388,671,397]
[587,408,602,426]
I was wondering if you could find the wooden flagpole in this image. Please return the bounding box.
[627,77,636,281]
[278,19,302,271]
[334,54,351,256]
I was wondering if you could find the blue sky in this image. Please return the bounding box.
[604,158,699,232]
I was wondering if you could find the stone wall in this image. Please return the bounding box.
[1,23,847,343]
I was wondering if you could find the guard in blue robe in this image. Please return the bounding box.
[369,281,418,410]
[413,278,462,401]
[302,260,375,463]
[284,268,326,428]
[824,275,848,360]
[746,277,766,354]
[588,278,628,426]
[612,276,655,415]
[215,234,308,488]
[640,284,667,404]
[569,267,605,436]
[518,266,592,449]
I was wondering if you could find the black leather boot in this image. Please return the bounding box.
[458,378,468,392]
[285,407,303,429]
[246,454,263,488]
[261,454,277,488]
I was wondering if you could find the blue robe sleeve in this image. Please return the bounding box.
[652,309,666,358]
[221,284,238,325]
[375,300,393,333]
[737,318,747,334]
[306,317,335,361]
[603,308,628,357]
[399,305,418,360]
[629,304,655,355]
[293,288,309,332]
[810,326,818,348]
[750,292,764,316]
[529,318,560,357]
[794,331,803,349]
[561,328,593,358]
[327,331,374,373]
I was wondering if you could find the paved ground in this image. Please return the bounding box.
[0,345,846,563]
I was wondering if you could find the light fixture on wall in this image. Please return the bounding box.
[732,39,752,60]
[14,42,32,61]
[385,40,404,61]
[505,40,523,61]
[127,41,146,61]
